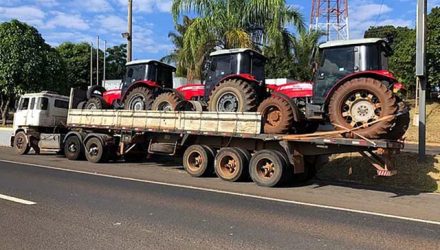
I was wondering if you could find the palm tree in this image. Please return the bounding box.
[291,30,322,80]
[161,16,193,77]
[171,0,305,80]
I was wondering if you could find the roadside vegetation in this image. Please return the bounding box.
[405,101,440,144]
[317,152,440,193]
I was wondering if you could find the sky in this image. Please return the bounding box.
[0,0,439,60]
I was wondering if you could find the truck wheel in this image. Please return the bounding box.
[151,92,182,111]
[328,78,398,139]
[257,96,294,134]
[85,97,106,110]
[14,131,30,155]
[183,145,214,177]
[208,79,257,112]
[84,137,108,163]
[87,85,106,99]
[386,102,410,140]
[124,87,154,111]
[64,135,84,160]
[249,150,287,187]
[214,147,248,182]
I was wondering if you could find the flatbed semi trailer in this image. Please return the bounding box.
[11,91,404,187]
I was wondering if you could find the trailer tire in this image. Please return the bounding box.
[64,135,84,161]
[214,147,248,182]
[257,95,294,134]
[329,78,398,139]
[249,150,287,187]
[183,145,214,177]
[84,137,109,163]
[14,131,30,155]
[151,92,182,111]
[208,79,257,112]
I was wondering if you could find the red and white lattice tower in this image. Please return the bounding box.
[310,0,350,41]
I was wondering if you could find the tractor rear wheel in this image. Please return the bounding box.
[124,87,154,111]
[151,92,183,111]
[257,96,294,134]
[208,79,257,112]
[328,78,398,139]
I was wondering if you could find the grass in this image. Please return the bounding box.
[404,101,440,144]
[316,152,440,193]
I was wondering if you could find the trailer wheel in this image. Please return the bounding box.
[84,137,108,163]
[257,95,294,134]
[14,131,30,155]
[329,78,398,139]
[208,79,257,112]
[183,145,214,177]
[249,150,287,187]
[124,86,154,111]
[151,92,182,111]
[214,147,248,182]
[64,135,84,160]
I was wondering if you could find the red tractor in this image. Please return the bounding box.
[83,60,178,110]
[301,38,409,139]
[176,38,409,139]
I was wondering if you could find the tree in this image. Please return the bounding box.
[0,20,64,125]
[106,44,127,80]
[427,7,440,89]
[364,26,417,95]
[172,0,305,80]
[161,16,193,77]
[56,42,94,90]
[265,30,321,80]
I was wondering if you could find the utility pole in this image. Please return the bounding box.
[103,40,107,87]
[310,0,350,41]
[96,36,100,86]
[126,0,133,62]
[90,42,93,87]
[416,0,427,161]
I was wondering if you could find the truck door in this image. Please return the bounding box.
[26,97,36,126]
[14,97,30,127]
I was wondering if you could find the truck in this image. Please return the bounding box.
[10,89,403,187]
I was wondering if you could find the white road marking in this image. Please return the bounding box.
[1,159,440,226]
[0,193,36,205]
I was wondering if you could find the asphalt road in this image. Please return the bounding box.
[0,156,440,249]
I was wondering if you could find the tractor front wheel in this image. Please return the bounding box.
[85,97,106,110]
[151,92,183,111]
[257,96,294,134]
[208,79,257,112]
[328,78,398,139]
[124,87,154,111]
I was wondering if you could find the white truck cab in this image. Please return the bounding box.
[11,92,69,154]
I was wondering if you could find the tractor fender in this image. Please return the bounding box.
[218,74,261,86]
[87,85,107,99]
[121,80,161,101]
[270,92,303,122]
[324,71,399,105]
